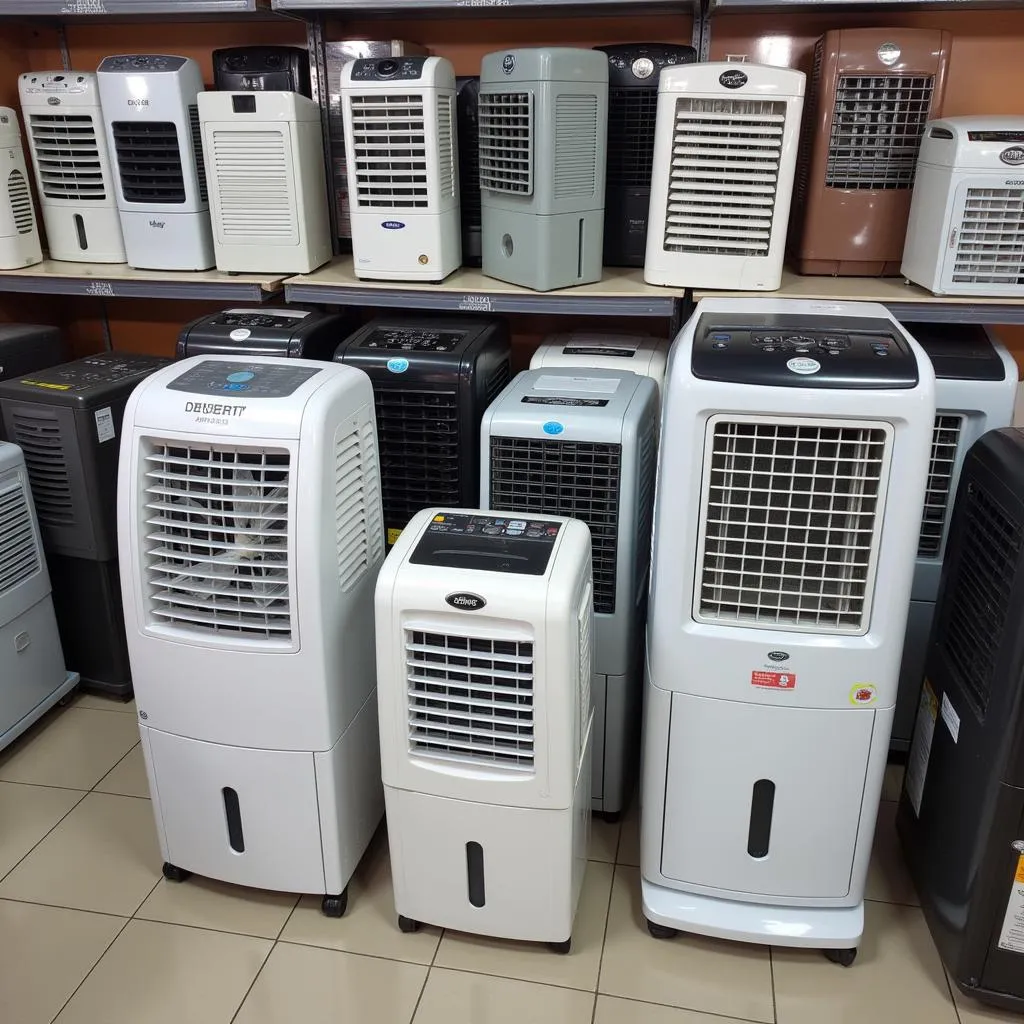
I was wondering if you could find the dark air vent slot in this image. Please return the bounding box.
[188,104,208,204]
[483,361,511,408]
[747,779,776,858]
[8,412,75,527]
[607,87,659,188]
[112,121,186,204]
[8,169,34,234]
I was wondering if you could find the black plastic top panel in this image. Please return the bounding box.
[359,327,466,353]
[410,512,561,575]
[596,43,697,88]
[99,55,189,74]
[0,352,170,407]
[350,56,429,82]
[903,323,1007,382]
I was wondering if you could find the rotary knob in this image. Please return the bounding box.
[631,57,655,80]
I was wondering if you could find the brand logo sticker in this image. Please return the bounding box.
[719,69,747,89]
[877,42,901,66]
[1001,147,1024,166]
[47,96,60,106]
[386,357,409,374]
[542,421,564,435]
[787,357,821,375]
[502,53,516,75]
[767,651,790,662]
[850,683,878,706]
[381,220,405,230]
[446,592,487,611]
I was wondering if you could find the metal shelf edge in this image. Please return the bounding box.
[0,0,261,13]
[880,301,1024,324]
[0,275,278,301]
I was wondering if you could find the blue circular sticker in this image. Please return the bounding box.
[542,421,564,436]
[226,371,255,383]
[386,357,410,374]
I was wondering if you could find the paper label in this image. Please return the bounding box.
[997,853,1024,954]
[387,527,403,547]
[751,670,796,690]
[906,678,939,816]
[94,407,115,444]
[941,691,961,743]
[534,375,620,394]
[458,294,493,313]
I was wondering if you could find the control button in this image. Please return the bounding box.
[712,341,729,350]
[378,59,398,76]
[794,347,811,354]
[761,345,777,353]
[873,348,889,357]
[785,335,815,347]
[753,334,782,346]
[226,371,255,383]
[223,383,249,391]
[710,333,731,341]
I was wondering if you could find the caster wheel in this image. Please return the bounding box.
[599,810,621,825]
[646,919,678,940]
[398,915,421,934]
[162,862,192,883]
[548,938,571,954]
[321,889,348,918]
[823,947,857,967]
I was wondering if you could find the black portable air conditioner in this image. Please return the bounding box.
[213,46,311,97]
[0,352,170,697]
[177,308,356,360]
[0,324,68,384]
[456,76,482,268]
[897,427,1024,1014]
[333,316,510,547]
[595,43,697,268]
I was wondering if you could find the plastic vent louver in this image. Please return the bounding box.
[553,94,598,200]
[918,414,963,558]
[188,104,208,204]
[697,418,890,634]
[8,169,33,233]
[483,361,512,408]
[478,91,533,195]
[335,420,383,592]
[28,114,105,201]
[607,87,659,188]
[405,628,535,771]
[634,417,657,606]
[436,95,455,200]
[953,188,1024,286]
[0,479,40,598]
[211,127,295,239]
[111,121,186,204]
[8,412,75,527]
[576,587,592,766]
[664,97,786,257]
[793,38,825,212]
[349,94,428,209]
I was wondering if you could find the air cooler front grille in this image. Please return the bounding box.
[940,482,1022,714]
[8,413,74,527]
[8,169,33,233]
[210,128,294,238]
[0,479,40,597]
[607,87,659,188]
[825,75,933,190]
[698,418,889,634]
[478,91,533,194]
[554,93,599,199]
[458,90,481,223]
[335,420,383,591]
[406,628,535,771]
[142,441,292,642]
[489,436,621,614]
[112,121,186,204]
[918,414,962,558]
[349,93,429,209]
[28,114,105,201]
[664,97,786,257]
[953,188,1024,286]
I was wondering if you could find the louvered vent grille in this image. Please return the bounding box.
[607,87,659,188]
[793,38,824,212]
[698,419,889,634]
[634,419,657,606]
[28,114,105,201]
[483,360,512,408]
[335,421,383,591]
[577,591,592,764]
[436,95,455,199]
[825,75,933,190]
[8,169,33,234]
[0,479,40,598]
[479,91,533,194]
[375,388,460,529]
[8,413,74,527]
[211,129,294,238]
[188,104,207,204]
[663,97,786,257]
[406,628,535,771]
[458,89,480,224]
[489,436,621,614]
[918,415,963,558]
[142,442,292,642]
[953,188,1024,286]
[553,93,598,199]
[940,482,1022,714]
[112,121,185,204]
[349,93,428,209]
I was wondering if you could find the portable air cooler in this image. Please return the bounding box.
[902,117,1024,296]
[641,297,935,962]
[19,72,126,264]
[177,308,356,361]
[376,507,593,948]
[0,353,170,698]
[456,76,481,267]
[530,332,668,398]
[479,48,608,292]
[198,91,332,275]
[0,324,67,384]
[892,324,1017,752]
[481,369,658,821]
[644,64,805,292]
[97,55,214,271]
[334,315,511,548]
[118,355,385,914]
[340,56,460,281]
[213,46,311,97]
[0,108,42,270]
[790,29,950,277]
[898,427,1024,1012]
[596,44,696,268]
[0,441,77,752]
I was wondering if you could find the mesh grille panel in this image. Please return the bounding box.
[634,418,657,606]
[28,114,105,201]
[663,97,787,257]
[142,442,292,642]
[483,361,512,408]
[698,419,889,633]
[335,421,383,592]
[479,91,532,194]
[406,629,534,771]
[918,415,962,558]
[8,169,34,233]
[553,93,598,200]
[188,104,207,204]
[0,479,40,598]
[8,412,74,527]
[210,129,294,238]
[112,121,185,204]
[607,87,659,188]
[489,436,621,614]
[457,85,480,225]
[953,188,1024,286]
[349,94,428,209]
[825,75,933,190]
[794,38,824,213]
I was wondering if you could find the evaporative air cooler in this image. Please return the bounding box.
[456,76,482,267]
[97,55,213,271]
[0,324,67,384]
[898,427,1024,1013]
[334,316,510,547]
[642,297,934,963]
[595,44,696,268]
[902,116,1024,297]
[892,324,1017,751]
[340,55,460,281]
[177,308,355,361]
[0,441,77,752]
[0,108,41,270]
[213,46,311,97]
[481,368,658,821]
[0,353,170,698]
[118,355,385,914]
[375,507,593,950]
[644,64,805,292]
[530,332,668,398]
[198,91,332,275]
[479,48,608,292]
[19,72,126,264]
[790,29,950,277]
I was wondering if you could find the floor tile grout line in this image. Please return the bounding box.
[422,960,599,996]
[598,991,773,1024]
[943,967,964,1024]
[592,861,618,1021]
[0,788,88,886]
[90,741,141,793]
[768,945,778,1024]
[0,778,92,794]
[0,895,130,922]
[228,938,276,1024]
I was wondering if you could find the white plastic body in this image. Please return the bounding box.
[0,108,42,270]
[529,333,668,399]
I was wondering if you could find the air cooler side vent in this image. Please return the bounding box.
[8,169,34,233]
[478,91,533,195]
[112,121,186,204]
[634,415,657,606]
[349,93,429,209]
[483,360,512,408]
[607,87,659,189]
[577,585,592,767]
[793,37,824,213]
[436,94,455,200]
[28,113,105,201]
[188,104,208,204]
[8,412,75,527]
[553,93,599,200]
[918,414,963,559]
[210,127,295,239]
[952,188,1024,286]
[335,420,383,591]
[0,479,41,598]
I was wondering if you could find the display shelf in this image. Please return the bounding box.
[284,258,681,316]
[0,261,286,301]
[272,0,697,12]
[0,0,266,15]
[693,270,1024,324]
[708,0,1024,10]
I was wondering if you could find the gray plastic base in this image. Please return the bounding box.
[591,669,641,816]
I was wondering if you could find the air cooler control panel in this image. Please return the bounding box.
[349,56,430,81]
[166,360,321,398]
[357,327,466,353]
[410,512,561,575]
[98,55,189,73]
[904,323,1008,381]
[691,314,919,389]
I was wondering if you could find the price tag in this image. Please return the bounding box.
[85,280,116,297]
[458,294,494,313]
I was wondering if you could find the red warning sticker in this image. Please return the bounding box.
[752,670,796,690]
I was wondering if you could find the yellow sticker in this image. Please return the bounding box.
[432,515,445,522]
[387,527,403,546]
[850,683,878,706]
[1016,854,1024,885]
[20,380,70,390]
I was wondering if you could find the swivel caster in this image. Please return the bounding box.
[599,810,621,825]
[162,862,192,883]
[398,915,421,933]
[646,919,678,940]
[823,947,857,967]
[321,888,349,918]
[548,938,572,954]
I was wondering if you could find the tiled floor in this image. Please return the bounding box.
[0,697,1017,1024]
